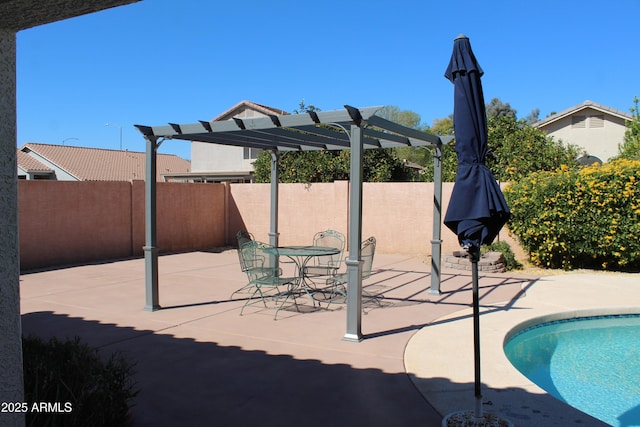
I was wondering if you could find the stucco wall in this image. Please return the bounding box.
[154,181,226,253]
[19,181,226,270]
[19,181,133,269]
[227,181,350,246]
[19,180,524,271]
[191,142,253,173]
[228,181,523,259]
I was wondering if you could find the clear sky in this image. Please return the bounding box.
[16,0,640,161]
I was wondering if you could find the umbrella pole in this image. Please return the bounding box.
[470,245,482,419]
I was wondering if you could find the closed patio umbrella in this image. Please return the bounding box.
[443,35,510,422]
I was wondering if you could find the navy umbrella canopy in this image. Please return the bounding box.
[444,35,510,251]
[442,35,513,423]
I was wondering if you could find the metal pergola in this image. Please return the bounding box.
[135,105,450,342]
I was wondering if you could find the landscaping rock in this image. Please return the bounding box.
[444,251,506,273]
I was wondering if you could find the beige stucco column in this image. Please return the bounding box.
[0,3,140,425]
[0,27,24,426]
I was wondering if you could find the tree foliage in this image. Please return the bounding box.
[414,115,457,181]
[253,149,414,183]
[416,143,458,182]
[486,97,517,119]
[253,104,419,183]
[430,115,454,135]
[486,115,582,181]
[615,96,640,160]
[376,105,426,130]
[523,108,540,124]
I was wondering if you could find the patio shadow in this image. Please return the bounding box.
[408,375,609,427]
[22,311,440,427]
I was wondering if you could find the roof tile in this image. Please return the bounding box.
[20,143,190,181]
[16,149,52,172]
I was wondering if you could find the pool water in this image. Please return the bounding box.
[504,315,640,426]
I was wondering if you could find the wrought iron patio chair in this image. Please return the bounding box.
[234,240,297,320]
[302,229,346,278]
[325,236,381,307]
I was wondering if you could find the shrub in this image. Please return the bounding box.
[482,240,522,271]
[504,159,640,270]
[23,335,138,427]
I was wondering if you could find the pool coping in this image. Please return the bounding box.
[404,271,640,427]
[503,306,640,343]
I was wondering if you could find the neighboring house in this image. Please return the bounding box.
[190,100,288,181]
[17,149,55,180]
[17,143,190,181]
[532,100,632,162]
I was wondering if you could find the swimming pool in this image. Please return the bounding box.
[504,313,640,427]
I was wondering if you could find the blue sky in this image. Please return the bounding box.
[16,0,640,161]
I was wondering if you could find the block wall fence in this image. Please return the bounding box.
[18,180,524,271]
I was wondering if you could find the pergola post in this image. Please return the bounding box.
[268,149,279,248]
[344,124,364,342]
[268,149,279,270]
[144,135,160,311]
[430,141,443,295]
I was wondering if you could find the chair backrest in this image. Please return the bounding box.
[239,241,282,284]
[236,230,254,248]
[238,240,264,272]
[236,230,255,271]
[312,229,345,267]
[361,236,376,279]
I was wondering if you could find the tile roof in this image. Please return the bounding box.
[19,143,190,181]
[16,149,52,173]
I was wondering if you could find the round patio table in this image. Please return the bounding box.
[264,245,340,304]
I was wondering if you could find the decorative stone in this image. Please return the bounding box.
[444,251,506,273]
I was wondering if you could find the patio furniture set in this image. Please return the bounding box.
[232,230,378,319]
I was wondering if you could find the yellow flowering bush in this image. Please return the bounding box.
[504,159,640,270]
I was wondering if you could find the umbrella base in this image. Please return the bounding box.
[442,411,513,427]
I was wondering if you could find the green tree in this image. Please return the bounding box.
[293,99,320,114]
[377,105,426,130]
[253,150,349,183]
[615,96,640,160]
[486,115,582,181]
[253,103,415,183]
[431,115,454,135]
[413,115,457,182]
[486,97,517,119]
[384,107,443,181]
[523,108,540,124]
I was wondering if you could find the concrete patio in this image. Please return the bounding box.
[19,249,638,426]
